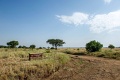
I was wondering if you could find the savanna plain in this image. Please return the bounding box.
[0,48,120,80]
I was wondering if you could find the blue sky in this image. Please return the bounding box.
[0,0,120,47]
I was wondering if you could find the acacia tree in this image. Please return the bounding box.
[7,40,19,48]
[46,39,65,50]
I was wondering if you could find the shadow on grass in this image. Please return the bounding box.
[63,50,86,56]
[72,52,86,56]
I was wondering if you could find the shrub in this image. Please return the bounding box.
[86,40,103,52]
[39,47,42,49]
[77,48,79,51]
[64,50,73,54]
[45,49,51,53]
[50,47,54,49]
[29,45,36,49]
[108,44,115,49]
[97,53,105,57]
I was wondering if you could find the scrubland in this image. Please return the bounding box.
[0,48,120,80]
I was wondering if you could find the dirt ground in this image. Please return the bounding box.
[45,55,120,80]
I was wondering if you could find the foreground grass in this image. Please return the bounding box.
[0,48,70,80]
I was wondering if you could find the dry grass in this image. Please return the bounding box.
[61,48,120,60]
[0,48,70,80]
[0,48,120,80]
[61,48,87,55]
[90,48,120,59]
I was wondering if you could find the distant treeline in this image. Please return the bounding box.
[0,40,120,51]
[0,39,65,50]
[0,45,55,49]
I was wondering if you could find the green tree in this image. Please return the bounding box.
[86,40,103,52]
[46,39,65,50]
[7,40,19,48]
[22,45,27,48]
[29,45,36,49]
[108,44,115,49]
[18,45,22,48]
[39,47,42,49]
[18,45,27,48]
[0,45,7,48]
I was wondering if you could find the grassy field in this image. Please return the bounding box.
[61,48,120,60]
[0,48,70,80]
[0,48,120,80]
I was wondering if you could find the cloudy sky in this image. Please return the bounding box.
[0,0,120,47]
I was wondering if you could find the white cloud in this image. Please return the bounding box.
[56,12,89,26]
[89,10,120,33]
[104,0,112,4]
[57,10,120,33]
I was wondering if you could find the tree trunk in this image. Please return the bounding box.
[55,45,57,50]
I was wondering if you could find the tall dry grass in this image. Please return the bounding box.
[91,48,120,59]
[0,48,70,80]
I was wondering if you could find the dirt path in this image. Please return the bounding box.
[46,55,120,80]
[75,55,120,80]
